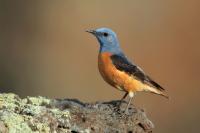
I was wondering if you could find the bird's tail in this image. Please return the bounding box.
[159,92,169,99]
[146,86,169,99]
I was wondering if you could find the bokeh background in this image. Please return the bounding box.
[0,0,200,132]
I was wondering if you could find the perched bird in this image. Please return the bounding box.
[86,28,168,113]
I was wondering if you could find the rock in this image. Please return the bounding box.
[0,93,154,133]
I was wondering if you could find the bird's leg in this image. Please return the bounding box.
[124,92,134,114]
[121,92,128,101]
[114,92,128,113]
[118,92,128,107]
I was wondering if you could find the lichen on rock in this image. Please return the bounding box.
[0,93,154,133]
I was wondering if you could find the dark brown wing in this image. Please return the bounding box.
[110,54,164,91]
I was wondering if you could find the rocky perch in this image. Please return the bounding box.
[0,93,154,133]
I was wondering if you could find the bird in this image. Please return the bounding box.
[86,27,168,113]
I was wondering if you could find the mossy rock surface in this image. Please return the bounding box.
[0,93,154,133]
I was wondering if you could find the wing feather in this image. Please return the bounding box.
[110,54,165,91]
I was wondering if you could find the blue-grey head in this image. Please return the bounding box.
[86,28,122,54]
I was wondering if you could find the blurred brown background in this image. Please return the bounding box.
[0,0,200,132]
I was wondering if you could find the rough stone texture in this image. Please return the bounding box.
[0,93,154,133]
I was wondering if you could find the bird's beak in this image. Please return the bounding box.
[85,29,96,35]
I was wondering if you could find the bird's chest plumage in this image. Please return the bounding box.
[98,52,144,92]
[98,52,116,87]
[98,53,127,91]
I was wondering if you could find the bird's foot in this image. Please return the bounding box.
[113,100,127,113]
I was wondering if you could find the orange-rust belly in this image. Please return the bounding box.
[98,52,144,93]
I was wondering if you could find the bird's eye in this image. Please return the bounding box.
[103,32,108,37]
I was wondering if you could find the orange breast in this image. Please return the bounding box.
[98,52,145,93]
